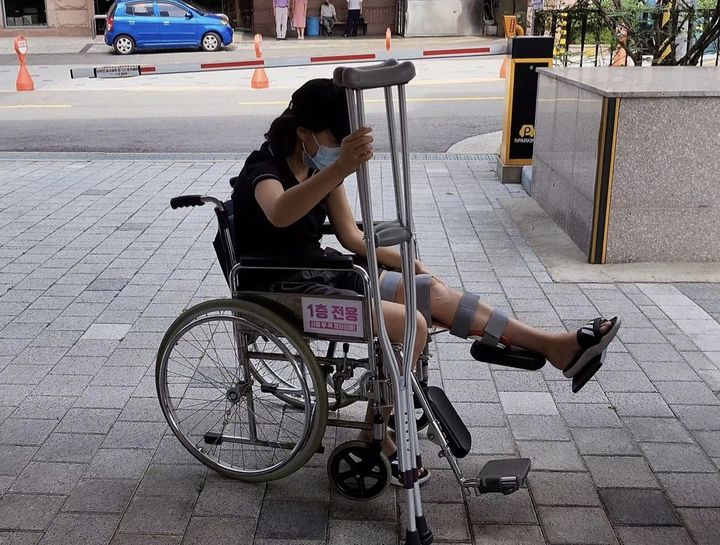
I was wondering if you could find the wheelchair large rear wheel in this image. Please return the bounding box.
[156,299,328,482]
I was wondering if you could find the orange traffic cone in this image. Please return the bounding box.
[251,33,269,89]
[14,36,34,92]
[499,56,509,79]
[386,28,392,52]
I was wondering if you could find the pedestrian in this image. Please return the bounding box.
[273,0,289,40]
[345,0,361,37]
[293,0,308,39]
[320,0,337,36]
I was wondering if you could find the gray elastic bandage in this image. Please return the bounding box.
[415,274,433,325]
[480,308,510,347]
[449,292,481,339]
[380,271,402,301]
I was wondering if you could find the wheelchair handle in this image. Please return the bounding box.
[170,194,225,210]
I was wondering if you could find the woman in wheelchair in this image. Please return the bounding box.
[231,78,621,484]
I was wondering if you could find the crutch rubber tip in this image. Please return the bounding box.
[416,515,433,545]
[404,530,423,545]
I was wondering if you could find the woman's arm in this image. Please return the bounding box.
[255,128,372,228]
[326,184,431,274]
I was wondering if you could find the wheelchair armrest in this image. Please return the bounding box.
[237,255,355,271]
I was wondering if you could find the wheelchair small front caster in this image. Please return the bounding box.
[327,440,391,501]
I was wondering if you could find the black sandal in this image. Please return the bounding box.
[563,316,621,385]
[388,451,430,487]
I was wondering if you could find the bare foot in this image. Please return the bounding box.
[546,320,614,370]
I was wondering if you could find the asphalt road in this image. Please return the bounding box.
[0,54,506,153]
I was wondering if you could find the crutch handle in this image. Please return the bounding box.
[333,59,416,90]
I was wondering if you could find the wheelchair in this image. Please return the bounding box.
[156,60,550,545]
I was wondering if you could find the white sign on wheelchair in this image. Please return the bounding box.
[301,297,364,338]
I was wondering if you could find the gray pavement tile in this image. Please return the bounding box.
[397,501,468,542]
[119,495,195,535]
[517,441,584,471]
[458,375,510,401]
[606,392,674,417]
[614,526,695,545]
[466,489,537,524]
[492,370,548,392]
[0,365,53,386]
[548,381,608,404]
[637,360,700,382]
[585,456,659,488]
[33,432,101,463]
[118,398,166,422]
[600,488,679,525]
[90,367,147,387]
[33,374,92,397]
[654,381,720,405]
[266,467,330,502]
[468,426,516,455]
[537,506,618,545]
[85,448,153,480]
[193,480,265,519]
[618,327,668,344]
[658,472,720,507]
[596,371,656,392]
[329,488,396,522]
[416,469,465,503]
[622,417,693,443]
[73,386,134,409]
[152,436,198,466]
[681,351,718,371]
[182,516,256,545]
[50,356,107,376]
[66,340,120,358]
[641,442,716,473]
[453,403,507,427]
[101,421,166,450]
[63,478,137,514]
[529,472,601,507]
[679,507,720,545]
[110,535,182,545]
[0,531,43,545]
[0,475,13,495]
[557,403,622,428]
[326,520,395,545]
[0,418,57,446]
[439,360,492,381]
[136,464,206,498]
[56,408,120,435]
[499,392,558,416]
[105,349,156,368]
[255,500,327,540]
[9,461,85,495]
[694,431,720,457]
[626,343,683,362]
[507,415,571,441]
[673,405,720,430]
[11,396,75,421]
[37,513,120,545]
[571,428,641,456]
[472,524,545,545]
[0,445,36,477]
[0,494,65,531]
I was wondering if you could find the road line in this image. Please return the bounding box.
[237,96,504,106]
[0,104,72,109]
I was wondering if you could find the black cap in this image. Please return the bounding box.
[289,78,350,143]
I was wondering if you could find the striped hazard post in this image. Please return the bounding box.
[553,12,568,59]
[69,43,507,79]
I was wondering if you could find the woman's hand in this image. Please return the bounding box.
[335,127,373,177]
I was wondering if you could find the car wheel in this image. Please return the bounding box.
[113,35,135,55]
[201,32,222,52]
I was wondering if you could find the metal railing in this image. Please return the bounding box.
[91,14,107,39]
[533,7,720,67]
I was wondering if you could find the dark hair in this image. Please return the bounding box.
[264,78,351,157]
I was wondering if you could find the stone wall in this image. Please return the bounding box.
[0,0,92,36]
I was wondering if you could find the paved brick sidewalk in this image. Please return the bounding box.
[0,156,719,545]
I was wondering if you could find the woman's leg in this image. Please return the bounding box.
[358,300,427,456]
[389,275,610,370]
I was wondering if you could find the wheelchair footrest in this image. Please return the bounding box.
[473,458,531,495]
[470,341,546,371]
[425,386,471,458]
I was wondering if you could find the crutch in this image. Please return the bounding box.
[334,60,431,545]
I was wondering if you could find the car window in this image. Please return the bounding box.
[125,2,155,16]
[157,2,189,17]
[107,0,118,16]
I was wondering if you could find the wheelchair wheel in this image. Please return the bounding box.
[156,299,328,482]
[327,440,391,500]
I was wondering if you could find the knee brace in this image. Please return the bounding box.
[379,271,433,325]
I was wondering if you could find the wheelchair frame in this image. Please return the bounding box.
[158,60,548,545]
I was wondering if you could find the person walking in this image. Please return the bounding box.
[273,0,290,39]
[293,0,308,39]
[320,0,337,36]
[345,0,361,37]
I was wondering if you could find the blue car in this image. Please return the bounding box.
[105,0,233,55]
